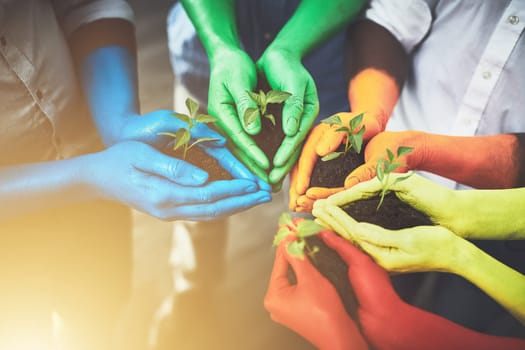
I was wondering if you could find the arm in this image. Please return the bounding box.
[258,0,368,184]
[343,131,524,189]
[289,19,407,210]
[181,0,269,177]
[313,200,525,325]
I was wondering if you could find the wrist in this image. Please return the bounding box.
[260,45,302,66]
[446,236,479,276]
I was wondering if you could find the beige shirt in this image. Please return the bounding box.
[0,0,133,166]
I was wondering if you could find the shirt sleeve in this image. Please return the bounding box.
[52,0,134,37]
[365,0,433,54]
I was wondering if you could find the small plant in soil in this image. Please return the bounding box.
[243,89,292,127]
[159,97,231,182]
[375,146,413,210]
[320,113,365,161]
[273,212,323,259]
[274,212,359,321]
[159,97,220,160]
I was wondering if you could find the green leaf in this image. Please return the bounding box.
[157,131,178,138]
[386,148,395,162]
[335,126,350,133]
[392,173,413,185]
[243,107,259,126]
[310,245,320,255]
[278,212,293,226]
[397,146,414,158]
[321,114,342,125]
[385,162,401,173]
[189,137,221,148]
[185,98,199,118]
[173,129,190,151]
[172,113,191,125]
[246,90,262,106]
[350,127,365,154]
[195,114,217,123]
[265,113,276,126]
[266,90,292,104]
[273,227,292,247]
[349,113,364,130]
[376,189,387,211]
[321,152,342,161]
[376,159,385,181]
[259,90,267,108]
[287,240,305,258]
[296,219,325,238]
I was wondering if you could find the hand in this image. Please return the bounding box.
[113,109,226,149]
[315,173,462,234]
[319,230,525,350]
[265,237,368,350]
[313,201,464,273]
[208,48,270,175]
[85,141,271,221]
[288,111,388,212]
[257,48,319,184]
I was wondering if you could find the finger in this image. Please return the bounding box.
[167,190,271,221]
[284,78,319,136]
[135,147,209,186]
[315,126,346,156]
[288,166,300,211]
[283,243,320,285]
[268,244,294,291]
[167,179,259,204]
[190,122,227,147]
[230,84,262,135]
[269,147,301,185]
[325,177,383,207]
[294,125,326,194]
[295,194,315,213]
[343,162,379,189]
[212,106,269,169]
[312,204,356,241]
[305,186,344,200]
[227,142,270,182]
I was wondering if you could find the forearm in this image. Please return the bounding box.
[0,157,97,221]
[181,0,241,60]
[414,133,521,189]
[69,19,140,146]
[452,241,525,325]
[347,20,406,114]
[267,0,366,59]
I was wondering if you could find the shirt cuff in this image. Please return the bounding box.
[365,0,432,54]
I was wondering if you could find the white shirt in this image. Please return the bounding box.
[0,0,133,166]
[366,0,525,187]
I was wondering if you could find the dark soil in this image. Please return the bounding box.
[309,144,365,188]
[342,192,433,229]
[287,235,359,321]
[168,145,232,182]
[249,75,286,174]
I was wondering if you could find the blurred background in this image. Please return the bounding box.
[114,1,313,349]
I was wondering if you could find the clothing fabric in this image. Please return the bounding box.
[0,1,134,346]
[0,0,133,166]
[366,0,525,337]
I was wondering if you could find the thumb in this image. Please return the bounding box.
[135,146,209,186]
[344,162,378,189]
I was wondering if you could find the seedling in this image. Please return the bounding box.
[243,89,292,127]
[375,146,414,210]
[273,212,325,259]
[320,113,365,161]
[158,97,219,159]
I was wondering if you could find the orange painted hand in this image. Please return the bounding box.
[264,236,369,350]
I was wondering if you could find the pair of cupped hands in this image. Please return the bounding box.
[92,47,319,221]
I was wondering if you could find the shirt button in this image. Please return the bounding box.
[508,15,519,25]
[482,71,492,80]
